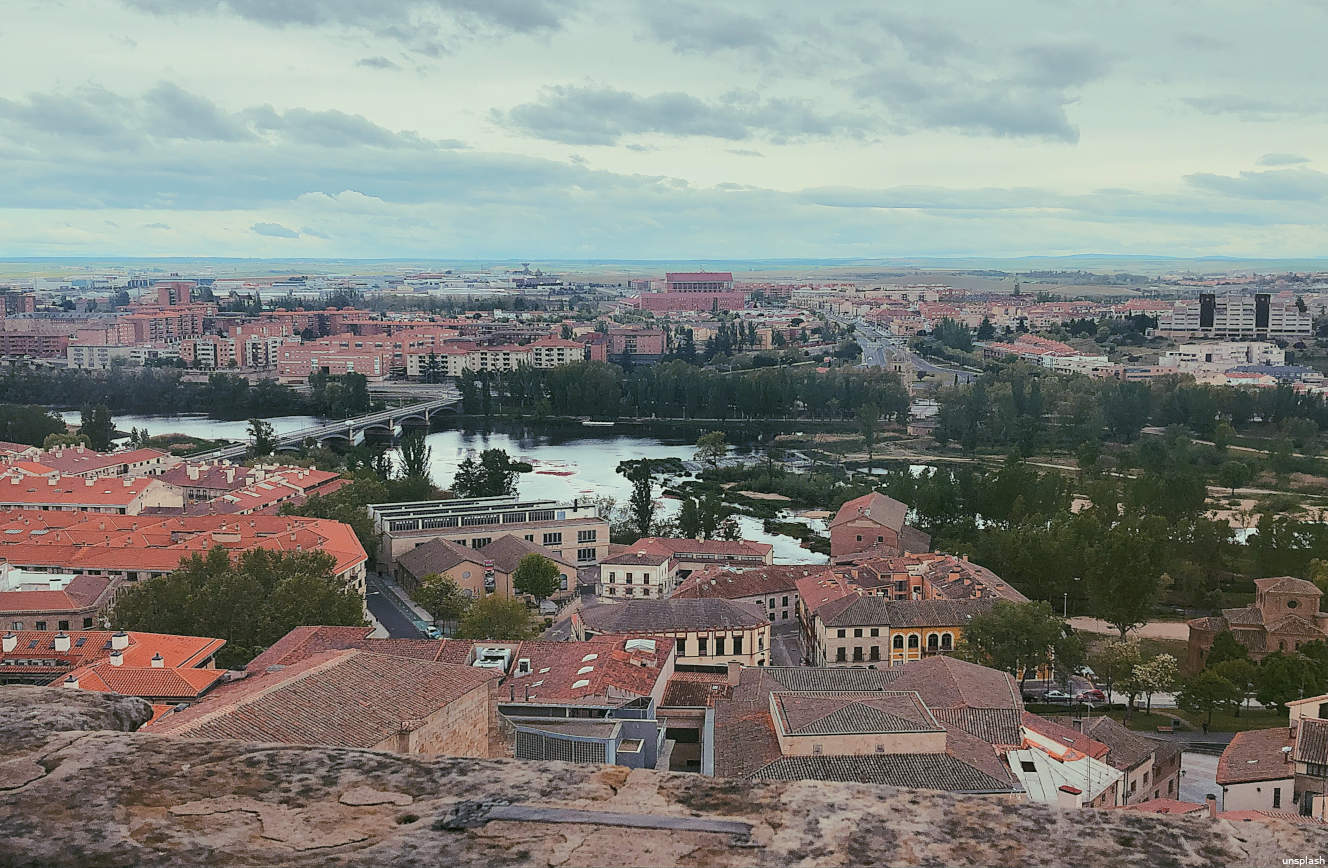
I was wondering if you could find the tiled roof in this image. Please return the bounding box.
[1254,576,1322,596]
[883,656,1023,713]
[1068,716,1164,772]
[1294,719,1328,766]
[0,473,164,508]
[661,672,732,707]
[579,599,768,634]
[72,664,226,699]
[1022,712,1110,760]
[0,574,113,614]
[479,535,573,573]
[748,666,894,697]
[1217,727,1296,785]
[672,565,814,600]
[504,636,674,704]
[600,550,671,566]
[830,492,908,531]
[751,753,1016,793]
[37,447,171,476]
[631,537,773,559]
[152,650,494,747]
[1110,798,1205,815]
[1265,614,1325,637]
[933,707,1024,747]
[816,596,997,628]
[395,537,476,579]
[774,692,941,735]
[244,625,448,672]
[1222,606,1266,626]
[0,629,223,678]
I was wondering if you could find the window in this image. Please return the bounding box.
[471,537,491,548]
[853,628,863,638]
[812,744,823,755]
[870,646,880,661]
[697,637,708,655]
[625,574,633,584]
[927,634,939,650]
[1288,599,1300,609]
[577,548,595,562]
[869,628,879,637]
[1273,788,1281,809]
[34,622,45,631]
[908,635,919,649]
[677,638,687,656]
[836,629,846,638]
[57,620,68,631]
[81,618,92,629]
[577,529,597,543]
[625,587,634,596]
[607,587,616,595]
[877,536,883,543]
[609,572,616,580]
[715,636,726,656]
[836,647,846,662]
[782,595,789,607]
[856,535,863,542]
[543,532,563,546]
[641,588,650,597]
[1021,761,1036,773]
[941,634,953,650]
[853,647,863,661]
[893,635,904,649]
[733,635,743,655]
[560,574,568,590]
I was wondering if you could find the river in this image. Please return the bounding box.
[87,414,829,563]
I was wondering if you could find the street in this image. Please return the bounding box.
[1179,751,1219,806]
[365,572,426,639]
[770,622,803,667]
[853,320,976,385]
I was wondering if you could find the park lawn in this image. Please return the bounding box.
[1026,704,1289,734]
[1201,706,1288,734]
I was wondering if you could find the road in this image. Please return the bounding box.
[770,622,803,667]
[365,572,426,639]
[1180,751,1219,805]
[853,320,977,385]
[1069,617,1190,641]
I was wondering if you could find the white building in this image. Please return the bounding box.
[1157,292,1311,340]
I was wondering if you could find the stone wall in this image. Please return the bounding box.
[0,684,1321,867]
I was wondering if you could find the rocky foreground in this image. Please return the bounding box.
[0,685,1317,867]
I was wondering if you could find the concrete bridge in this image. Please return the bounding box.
[193,395,460,462]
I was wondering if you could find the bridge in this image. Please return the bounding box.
[192,394,460,462]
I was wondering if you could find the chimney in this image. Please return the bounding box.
[2,633,15,653]
[187,464,199,481]
[150,653,164,668]
[109,649,123,667]
[111,631,129,651]
[1206,794,1217,819]
[54,632,70,652]
[726,660,742,686]
[1056,784,1082,809]
[63,675,79,689]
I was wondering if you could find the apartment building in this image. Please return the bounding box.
[1157,292,1312,339]
[1162,341,1285,372]
[804,595,997,667]
[0,473,183,515]
[369,496,610,570]
[573,599,771,667]
[394,534,577,601]
[0,570,116,632]
[597,549,675,599]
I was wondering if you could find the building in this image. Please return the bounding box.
[1051,715,1183,805]
[573,599,771,667]
[628,537,773,583]
[828,492,931,560]
[182,467,344,516]
[1157,292,1311,340]
[35,446,178,479]
[804,595,997,667]
[632,272,746,313]
[394,534,576,601]
[0,472,184,515]
[369,496,610,571]
[713,657,1022,796]
[1162,341,1286,373]
[0,511,368,593]
[1217,727,1297,812]
[0,569,115,632]
[0,628,224,689]
[597,549,675,599]
[1186,577,1328,671]
[151,649,500,758]
[672,564,822,625]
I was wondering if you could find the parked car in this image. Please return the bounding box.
[1043,689,1072,703]
[423,625,442,640]
[1075,689,1106,703]
[1021,687,1047,703]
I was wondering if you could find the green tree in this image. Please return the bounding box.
[955,600,1067,690]
[1090,639,1146,713]
[694,431,728,470]
[1212,658,1257,716]
[678,496,703,539]
[80,404,115,451]
[513,553,561,602]
[857,402,881,477]
[451,448,523,498]
[281,472,386,564]
[398,430,433,483]
[1256,652,1321,713]
[455,594,535,640]
[247,418,277,458]
[1205,630,1249,668]
[110,547,364,669]
[1084,518,1171,638]
[1218,460,1252,495]
[976,317,995,340]
[1178,670,1243,729]
[0,404,66,447]
[1133,653,1179,714]
[621,462,656,539]
[412,572,471,624]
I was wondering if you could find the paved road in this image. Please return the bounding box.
[770,623,803,667]
[853,320,976,385]
[1180,751,1220,805]
[365,572,425,639]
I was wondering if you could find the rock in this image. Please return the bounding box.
[0,686,1321,867]
[0,684,152,751]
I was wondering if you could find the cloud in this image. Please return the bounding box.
[726,148,764,157]
[356,56,400,70]
[636,1,779,57]
[499,84,869,145]
[250,221,299,238]
[1185,168,1328,201]
[1259,152,1310,166]
[142,222,171,229]
[299,225,331,239]
[243,104,462,149]
[1181,95,1326,120]
[125,0,576,34]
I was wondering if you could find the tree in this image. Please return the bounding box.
[621,462,656,538]
[678,496,703,539]
[1083,518,1171,638]
[0,404,66,447]
[1205,630,1249,668]
[956,600,1067,690]
[80,404,115,451]
[247,418,277,458]
[1256,651,1321,713]
[976,317,995,340]
[513,553,561,602]
[412,573,471,625]
[398,431,433,483]
[110,547,364,669]
[1218,460,1252,495]
[455,594,535,640]
[1212,658,1257,716]
[1133,653,1179,714]
[451,448,522,498]
[694,431,728,470]
[1091,639,1146,712]
[1178,670,1243,729]
[857,402,881,477]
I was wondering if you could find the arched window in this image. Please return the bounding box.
[893,635,904,649]
[908,634,919,649]
[927,634,939,650]
[940,633,954,650]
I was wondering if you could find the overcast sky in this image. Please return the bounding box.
[3,0,1327,258]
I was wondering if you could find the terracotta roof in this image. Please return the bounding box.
[479,535,572,573]
[1067,716,1166,772]
[0,473,165,508]
[793,572,857,613]
[1222,606,1266,626]
[0,574,113,615]
[751,753,1015,793]
[244,625,447,672]
[1023,712,1111,760]
[661,671,733,707]
[504,636,674,705]
[1254,576,1322,596]
[673,565,820,600]
[600,550,671,566]
[72,663,226,699]
[773,691,941,735]
[1294,718,1328,766]
[1110,798,1205,815]
[0,629,223,678]
[1218,727,1296,785]
[152,649,494,747]
[579,599,768,634]
[395,537,476,579]
[830,492,908,531]
[817,596,997,628]
[37,447,171,475]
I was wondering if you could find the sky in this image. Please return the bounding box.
[3,0,1328,259]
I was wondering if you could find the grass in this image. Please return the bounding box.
[1024,703,1289,734]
